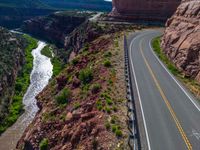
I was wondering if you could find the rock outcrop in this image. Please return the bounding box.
[161,0,200,82]
[0,27,25,121]
[110,0,181,22]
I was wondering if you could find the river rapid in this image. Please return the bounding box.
[0,41,53,150]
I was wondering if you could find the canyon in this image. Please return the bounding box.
[162,0,200,83]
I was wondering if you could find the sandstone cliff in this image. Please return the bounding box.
[110,0,180,22]
[0,27,25,122]
[161,0,200,82]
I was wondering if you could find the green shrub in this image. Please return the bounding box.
[39,138,48,150]
[91,83,101,93]
[103,60,111,67]
[74,102,80,109]
[105,122,111,130]
[105,106,111,114]
[96,100,103,111]
[55,88,71,105]
[79,68,93,84]
[71,58,79,65]
[112,106,118,112]
[83,43,89,51]
[106,98,113,105]
[111,125,117,132]
[115,129,123,137]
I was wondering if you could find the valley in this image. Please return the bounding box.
[0,0,199,150]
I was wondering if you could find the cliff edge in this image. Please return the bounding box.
[161,0,200,82]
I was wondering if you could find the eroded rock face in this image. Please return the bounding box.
[110,0,181,21]
[161,0,200,82]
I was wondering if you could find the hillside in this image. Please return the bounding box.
[16,19,139,149]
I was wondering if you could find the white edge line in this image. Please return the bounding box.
[129,34,152,150]
[148,39,200,112]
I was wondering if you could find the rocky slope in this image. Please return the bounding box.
[110,0,180,22]
[0,27,25,123]
[161,0,200,82]
[16,23,135,149]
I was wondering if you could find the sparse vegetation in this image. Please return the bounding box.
[39,138,48,150]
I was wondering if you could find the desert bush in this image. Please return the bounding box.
[103,60,111,67]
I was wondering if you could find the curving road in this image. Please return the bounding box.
[128,30,200,150]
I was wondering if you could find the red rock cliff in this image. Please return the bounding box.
[111,0,181,21]
[162,0,200,82]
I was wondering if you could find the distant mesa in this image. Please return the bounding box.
[110,0,181,22]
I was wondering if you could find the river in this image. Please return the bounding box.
[0,41,53,150]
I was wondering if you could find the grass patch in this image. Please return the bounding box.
[152,37,180,76]
[152,37,200,99]
[0,34,37,134]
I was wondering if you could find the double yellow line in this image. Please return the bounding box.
[139,39,192,150]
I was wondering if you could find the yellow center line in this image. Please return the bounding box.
[139,39,192,150]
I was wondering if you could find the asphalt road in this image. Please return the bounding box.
[128,30,200,150]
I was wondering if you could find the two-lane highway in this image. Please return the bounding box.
[128,30,200,150]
